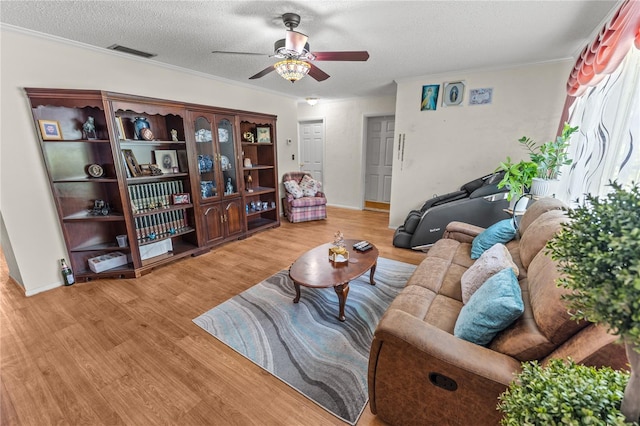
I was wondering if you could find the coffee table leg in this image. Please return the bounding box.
[369,261,377,286]
[293,282,301,303]
[334,283,350,322]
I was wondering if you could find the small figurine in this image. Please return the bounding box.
[333,231,345,249]
[246,174,253,192]
[82,116,97,139]
[171,129,178,142]
[226,178,233,194]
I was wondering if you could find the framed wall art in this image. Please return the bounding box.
[154,149,178,174]
[420,84,440,111]
[442,81,465,107]
[256,127,271,143]
[469,88,493,105]
[38,120,63,140]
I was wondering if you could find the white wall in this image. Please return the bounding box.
[0,27,300,295]
[297,96,396,209]
[389,61,572,227]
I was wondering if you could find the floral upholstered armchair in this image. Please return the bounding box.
[281,172,327,223]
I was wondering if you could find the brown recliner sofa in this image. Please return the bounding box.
[368,198,628,425]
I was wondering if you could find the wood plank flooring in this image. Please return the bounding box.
[1,207,426,426]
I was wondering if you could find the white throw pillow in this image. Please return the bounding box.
[461,243,519,304]
[284,180,304,199]
[299,175,319,197]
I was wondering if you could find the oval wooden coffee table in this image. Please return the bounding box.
[289,239,379,321]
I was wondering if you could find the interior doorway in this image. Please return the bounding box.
[364,115,395,211]
[298,120,324,182]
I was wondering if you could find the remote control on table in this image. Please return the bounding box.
[353,241,368,249]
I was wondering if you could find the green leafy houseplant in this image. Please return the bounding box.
[520,123,579,180]
[496,157,538,201]
[498,358,631,426]
[546,181,640,423]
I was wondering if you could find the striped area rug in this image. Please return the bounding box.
[193,257,416,424]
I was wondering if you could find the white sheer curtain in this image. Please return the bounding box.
[557,47,640,206]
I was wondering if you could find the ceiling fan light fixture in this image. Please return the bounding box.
[305,98,318,106]
[274,59,311,83]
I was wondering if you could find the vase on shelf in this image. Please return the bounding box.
[133,117,150,140]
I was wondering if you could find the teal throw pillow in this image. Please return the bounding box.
[470,219,516,259]
[454,268,524,346]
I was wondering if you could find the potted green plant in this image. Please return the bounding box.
[546,181,640,423]
[498,358,631,425]
[519,123,579,196]
[495,157,538,211]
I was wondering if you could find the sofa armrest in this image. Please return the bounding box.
[369,309,521,424]
[442,221,485,243]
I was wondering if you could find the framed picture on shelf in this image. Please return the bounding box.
[121,149,141,177]
[442,81,465,107]
[256,127,271,143]
[172,193,191,204]
[116,117,127,140]
[154,149,178,174]
[38,120,63,140]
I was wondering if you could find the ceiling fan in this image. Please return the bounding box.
[213,13,369,83]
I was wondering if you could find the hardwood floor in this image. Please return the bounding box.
[1,207,426,425]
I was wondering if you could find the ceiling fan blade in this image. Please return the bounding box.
[308,64,330,81]
[212,50,267,56]
[249,65,275,80]
[285,30,308,54]
[311,51,370,61]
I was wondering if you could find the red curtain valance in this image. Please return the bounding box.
[567,0,640,96]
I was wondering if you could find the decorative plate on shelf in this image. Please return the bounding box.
[220,155,231,171]
[87,163,104,178]
[140,128,154,141]
[218,128,229,143]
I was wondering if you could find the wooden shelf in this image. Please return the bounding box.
[133,204,193,218]
[243,165,274,170]
[44,139,111,144]
[246,206,277,217]
[126,173,189,183]
[70,241,127,252]
[247,217,279,232]
[120,140,186,145]
[53,177,118,183]
[63,211,125,221]
[137,226,195,246]
[244,186,275,196]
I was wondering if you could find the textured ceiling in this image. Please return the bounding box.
[0,1,619,102]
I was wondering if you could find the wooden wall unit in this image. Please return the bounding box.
[26,88,280,281]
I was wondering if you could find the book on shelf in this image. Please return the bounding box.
[128,180,186,212]
[134,208,188,242]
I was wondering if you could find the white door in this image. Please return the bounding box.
[365,116,395,206]
[299,120,324,182]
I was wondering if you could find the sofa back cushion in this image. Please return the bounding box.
[489,250,588,360]
[518,197,566,237]
[519,210,569,269]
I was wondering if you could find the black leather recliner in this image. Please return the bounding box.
[393,172,510,250]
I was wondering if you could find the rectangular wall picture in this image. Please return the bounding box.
[420,84,440,111]
[469,88,493,105]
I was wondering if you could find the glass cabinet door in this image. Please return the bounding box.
[217,117,238,197]
[194,116,218,201]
